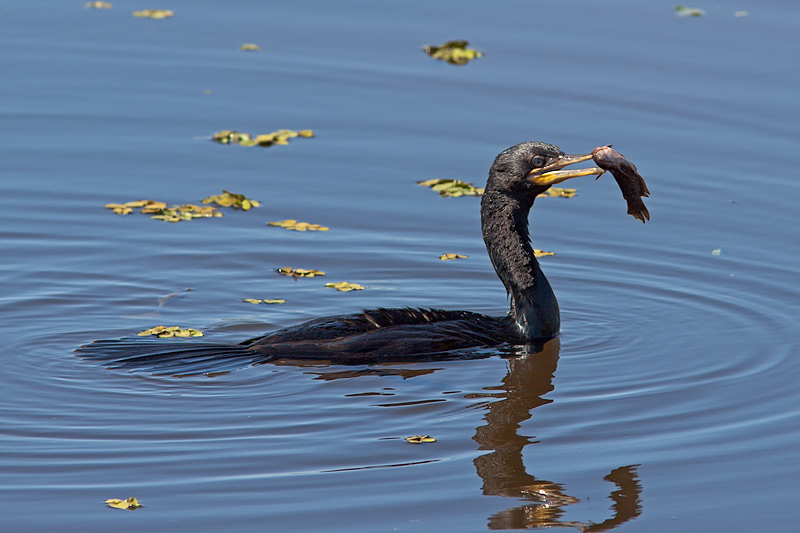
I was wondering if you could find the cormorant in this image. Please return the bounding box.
[78,142,647,370]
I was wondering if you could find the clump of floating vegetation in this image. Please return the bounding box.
[105,497,142,510]
[268,219,329,231]
[325,282,365,292]
[137,326,203,338]
[674,5,705,17]
[439,253,468,260]
[534,250,555,258]
[201,190,260,211]
[417,179,577,199]
[417,179,484,197]
[104,191,259,222]
[242,298,286,304]
[239,43,261,51]
[212,129,314,148]
[132,9,174,19]
[406,435,437,443]
[539,187,577,198]
[277,267,326,278]
[423,40,483,65]
[85,2,112,8]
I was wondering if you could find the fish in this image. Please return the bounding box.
[592,145,650,223]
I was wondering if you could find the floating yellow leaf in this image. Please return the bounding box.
[201,190,260,211]
[417,179,484,197]
[538,187,577,198]
[105,204,133,215]
[423,40,483,65]
[240,43,261,51]
[268,220,329,231]
[85,1,112,8]
[132,9,173,19]
[137,326,203,337]
[675,5,705,17]
[277,267,326,278]
[439,253,468,260]
[325,282,365,292]
[242,298,286,304]
[406,435,437,444]
[212,129,314,148]
[105,497,142,510]
[533,250,555,258]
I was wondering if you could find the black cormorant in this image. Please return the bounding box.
[79,142,646,370]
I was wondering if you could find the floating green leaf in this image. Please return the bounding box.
[539,187,577,198]
[406,435,437,444]
[268,219,330,231]
[132,9,173,19]
[137,326,203,338]
[105,497,142,510]
[439,253,468,260]
[423,40,483,65]
[534,250,555,258]
[711,248,722,256]
[201,190,260,211]
[242,298,286,304]
[85,1,112,8]
[240,43,261,51]
[212,129,314,148]
[417,179,484,197]
[277,267,326,278]
[675,5,706,16]
[325,282,365,292]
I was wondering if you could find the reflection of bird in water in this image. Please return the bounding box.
[472,339,643,531]
[79,143,643,370]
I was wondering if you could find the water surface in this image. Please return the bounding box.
[1,1,799,531]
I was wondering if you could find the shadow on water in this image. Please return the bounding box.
[471,339,642,531]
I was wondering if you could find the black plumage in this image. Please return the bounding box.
[78,142,630,372]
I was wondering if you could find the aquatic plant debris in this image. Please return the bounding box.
[201,190,260,211]
[105,200,220,222]
[242,299,286,304]
[675,5,706,16]
[268,219,329,231]
[85,1,112,8]
[105,497,142,510]
[417,179,484,197]
[137,326,204,338]
[212,129,314,148]
[534,250,555,258]
[418,179,575,199]
[539,187,577,198]
[439,253,468,260]
[712,248,722,256]
[132,9,174,19]
[277,267,326,278]
[325,282,365,292]
[406,435,436,444]
[105,192,259,222]
[423,41,483,65]
[239,43,261,51]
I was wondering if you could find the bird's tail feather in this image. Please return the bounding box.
[77,338,263,375]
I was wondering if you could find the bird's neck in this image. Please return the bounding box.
[481,189,560,340]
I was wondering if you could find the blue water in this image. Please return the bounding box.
[2,1,799,531]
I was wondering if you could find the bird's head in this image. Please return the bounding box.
[487,141,605,197]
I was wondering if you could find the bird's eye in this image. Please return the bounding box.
[531,156,547,168]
